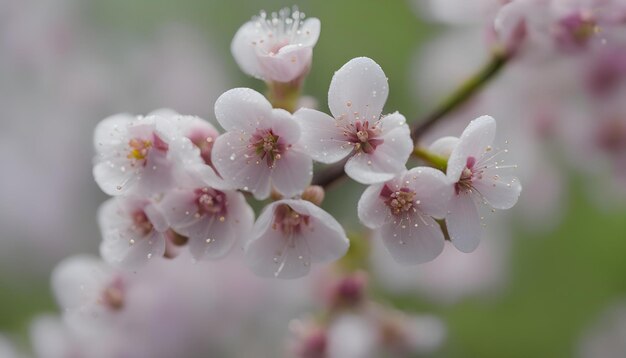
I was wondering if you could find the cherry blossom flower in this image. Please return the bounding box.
[98,196,169,268]
[357,167,453,264]
[244,199,349,279]
[231,7,320,83]
[158,168,254,260]
[212,88,313,199]
[435,115,522,253]
[295,57,413,184]
[93,113,175,196]
[51,255,129,329]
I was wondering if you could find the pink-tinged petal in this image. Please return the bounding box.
[379,214,445,265]
[159,189,201,229]
[403,167,453,219]
[428,136,459,159]
[93,158,138,196]
[295,108,352,163]
[187,191,254,260]
[328,57,389,122]
[144,203,168,233]
[295,18,321,47]
[212,131,272,199]
[100,230,166,268]
[139,151,174,194]
[446,193,481,253]
[93,113,133,153]
[271,149,313,198]
[345,114,411,184]
[231,22,264,79]
[245,227,312,279]
[447,115,496,182]
[258,45,312,82]
[98,199,166,268]
[282,199,349,261]
[357,183,389,229]
[51,255,110,310]
[214,88,273,132]
[269,108,302,145]
[473,173,522,210]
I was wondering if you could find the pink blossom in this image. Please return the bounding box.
[438,115,522,252]
[295,57,413,184]
[244,199,349,279]
[212,88,313,199]
[98,196,169,268]
[358,167,453,264]
[231,7,320,83]
[93,113,176,196]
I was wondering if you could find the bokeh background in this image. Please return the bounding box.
[1,0,626,357]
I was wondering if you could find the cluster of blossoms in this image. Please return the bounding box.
[5,5,533,357]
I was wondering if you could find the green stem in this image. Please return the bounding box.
[412,147,448,171]
[410,51,509,142]
[266,80,302,113]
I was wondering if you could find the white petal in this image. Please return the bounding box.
[187,191,254,260]
[357,183,389,229]
[270,108,302,145]
[379,214,445,265]
[214,88,273,132]
[328,57,389,122]
[295,18,321,47]
[230,21,264,79]
[245,227,312,279]
[428,136,459,159]
[98,199,166,268]
[403,167,453,219]
[258,45,312,82]
[283,199,349,262]
[159,189,201,229]
[473,173,522,210]
[270,149,312,198]
[93,157,138,196]
[212,131,272,199]
[447,115,496,182]
[446,193,482,253]
[51,255,110,311]
[93,113,133,153]
[345,114,411,184]
[294,108,352,164]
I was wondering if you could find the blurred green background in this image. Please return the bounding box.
[2,1,626,357]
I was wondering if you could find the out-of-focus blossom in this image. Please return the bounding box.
[357,167,452,264]
[412,0,502,25]
[0,334,21,358]
[370,229,509,304]
[295,57,413,184]
[231,7,320,83]
[434,116,521,252]
[212,88,313,199]
[245,199,349,279]
[578,301,626,358]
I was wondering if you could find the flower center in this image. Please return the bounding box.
[272,204,310,236]
[557,11,598,48]
[252,7,307,54]
[101,277,124,311]
[455,156,477,194]
[127,133,168,165]
[596,119,626,154]
[345,120,384,154]
[194,187,227,219]
[249,128,286,168]
[381,185,418,216]
[131,210,154,237]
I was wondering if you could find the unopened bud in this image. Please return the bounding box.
[302,185,325,206]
